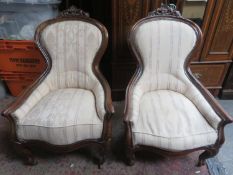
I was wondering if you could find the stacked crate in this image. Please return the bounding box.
[0,40,46,96]
[0,0,61,96]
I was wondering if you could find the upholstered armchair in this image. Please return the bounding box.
[124,6,232,166]
[2,7,114,166]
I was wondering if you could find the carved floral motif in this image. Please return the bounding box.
[59,6,89,18]
[148,4,181,17]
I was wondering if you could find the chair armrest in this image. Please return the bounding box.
[91,26,114,117]
[187,68,233,126]
[95,73,114,117]
[101,77,114,115]
[124,66,145,122]
[1,72,49,120]
[93,62,114,117]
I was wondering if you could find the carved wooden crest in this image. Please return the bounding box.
[148,4,182,17]
[59,6,90,18]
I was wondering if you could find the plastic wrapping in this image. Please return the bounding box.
[0,0,61,4]
[0,1,61,40]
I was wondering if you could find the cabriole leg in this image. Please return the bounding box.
[197,148,218,166]
[12,141,37,165]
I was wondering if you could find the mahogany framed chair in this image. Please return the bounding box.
[2,6,114,166]
[124,5,232,166]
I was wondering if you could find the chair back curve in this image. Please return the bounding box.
[128,14,202,93]
[33,7,109,119]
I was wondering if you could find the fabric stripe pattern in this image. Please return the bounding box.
[127,20,221,151]
[12,21,106,145]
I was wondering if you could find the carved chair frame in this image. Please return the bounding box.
[124,6,233,166]
[2,7,114,166]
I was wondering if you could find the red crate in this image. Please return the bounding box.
[0,40,46,96]
[5,80,35,96]
[0,40,46,73]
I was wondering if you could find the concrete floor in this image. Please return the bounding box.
[0,97,209,175]
[0,96,232,175]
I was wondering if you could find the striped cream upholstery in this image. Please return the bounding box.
[12,20,106,145]
[132,90,217,151]
[127,20,221,151]
[17,89,103,145]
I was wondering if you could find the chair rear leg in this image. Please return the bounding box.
[12,141,37,165]
[125,122,135,166]
[96,145,105,169]
[125,146,135,166]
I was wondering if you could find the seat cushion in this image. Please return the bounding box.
[16,88,103,145]
[132,90,218,151]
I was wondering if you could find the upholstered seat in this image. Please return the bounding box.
[132,90,217,151]
[16,88,103,145]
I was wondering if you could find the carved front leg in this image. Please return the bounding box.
[197,148,219,166]
[12,141,37,165]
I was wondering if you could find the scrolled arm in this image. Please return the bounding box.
[187,68,233,127]
[124,75,149,122]
[1,74,50,120]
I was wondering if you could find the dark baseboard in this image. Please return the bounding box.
[220,89,233,99]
